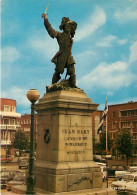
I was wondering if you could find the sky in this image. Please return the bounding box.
[1,0,137,114]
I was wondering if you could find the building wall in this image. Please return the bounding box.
[92,101,137,155]
[0,98,21,155]
[1,98,16,112]
[19,113,38,143]
[108,101,137,144]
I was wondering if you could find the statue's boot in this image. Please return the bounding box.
[52,72,61,84]
[69,74,76,88]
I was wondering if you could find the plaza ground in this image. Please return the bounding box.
[1,161,116,195]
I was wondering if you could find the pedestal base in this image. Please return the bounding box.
[35,89,101,193]
[34,161,102,193]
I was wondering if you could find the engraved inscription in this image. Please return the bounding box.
[62,128,90,154]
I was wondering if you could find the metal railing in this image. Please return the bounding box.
[0,125,21,130]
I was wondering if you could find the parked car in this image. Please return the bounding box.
[126,182,137,193]
[126,172,137,193]
[95,162,107,181]
[129,166,137,173]
[7,172,26,191]
[93,155,105,162]
[18,157,29,163]
[111,173,131,191]
[111,172,137,192]
[108,165,126,177]
[115,166,137,180]
[0,155,13,163]
[19,159,29,169]
[115,170,130,180]
[1,170,17,189]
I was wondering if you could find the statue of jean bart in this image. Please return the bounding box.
[42,12,77,91]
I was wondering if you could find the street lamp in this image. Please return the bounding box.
[26,89,40,194]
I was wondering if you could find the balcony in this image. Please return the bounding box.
[0,125,21,130]
[0,111,21,118]
[0,140,12,145]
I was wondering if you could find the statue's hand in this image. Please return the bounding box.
[42,13,47,19]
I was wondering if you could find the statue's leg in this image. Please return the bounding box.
[52,70,61,84]
[67,64,76,87]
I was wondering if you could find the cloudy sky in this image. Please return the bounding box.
[1,0,137,114]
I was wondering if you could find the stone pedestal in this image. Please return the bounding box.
[34,89,102,193]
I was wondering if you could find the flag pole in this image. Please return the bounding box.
[106,112,108,151]
[105,97,109,188]
[106,97,108,151]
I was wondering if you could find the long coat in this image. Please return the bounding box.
[44,18,75,74]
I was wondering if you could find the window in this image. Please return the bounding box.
[121,122,131,128]
[121,111,127,116]
[127,111,130,116]
[4,118,10,124]
[121,109,137,117]
[12,119,15,125]
[4,105,10,112]
[12,106,16,112]
[3,131,8,140]
[112,121,117,129]
[17,121,20,125]
[113,112,116,117]
[24,127,30,132]
[3,132,6,140]
[11,132,15,141]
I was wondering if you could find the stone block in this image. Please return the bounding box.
[92,172,103,188]
[69,168,89,174]
[68,173,93,191]
[51,114,59,129]
[59,114,70,126]
[35,171,48,191]
[47,174,67,192]
[81,115,92,127]
[90,167,101,172]
[70,115,82,126]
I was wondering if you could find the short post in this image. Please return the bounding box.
[26,89,40,194]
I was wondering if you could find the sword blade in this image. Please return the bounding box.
[44,4,49,14]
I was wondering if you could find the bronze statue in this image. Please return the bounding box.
[42,12,77,88]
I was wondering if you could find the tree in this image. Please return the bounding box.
[100,131,113,153]
[13,130,29,156]
[116,129,134,166]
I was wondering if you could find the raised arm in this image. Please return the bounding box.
[42,14,58,39]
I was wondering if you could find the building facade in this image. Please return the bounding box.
[0,98,21,155]
[92,101,137,156]
[19,113,38,146]
[108,101,137,144]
